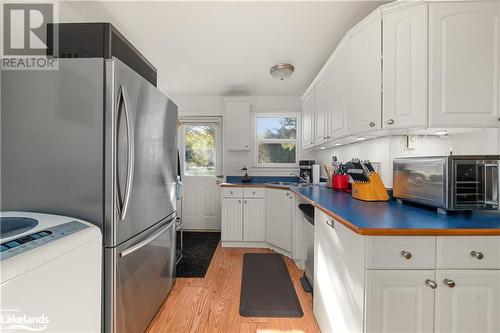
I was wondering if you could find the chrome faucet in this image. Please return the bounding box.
[290,173,310,183]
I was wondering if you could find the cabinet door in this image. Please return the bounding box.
[315,74,330,143]
[350,13,382,134]
[225,101,250,151]
[314,210,365,333]
[365,270,436,333]
[328,40,350,139]
[266,189,292,252]
[435,270,500,333]
[243,198,265,242]
[383,4,428,129]
[221,198,243,241]
[301,90,315,148]
[429,2,500,127]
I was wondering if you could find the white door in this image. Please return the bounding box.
[179,120,222,230]
[302,89,315,148]
[221,198,243,241]
[383,3,428,129]
[365,270,436,333]
[435,270,500,333]
[328,38,350,139]
[242,198,265,242]
[350,12,382,134]
[266,189,292,252]
[429,1,500,127]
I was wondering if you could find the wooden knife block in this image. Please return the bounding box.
[351,172,389,202]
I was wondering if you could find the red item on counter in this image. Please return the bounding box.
[333,174,350,190]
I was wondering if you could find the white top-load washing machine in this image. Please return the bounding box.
[0,212,102,333]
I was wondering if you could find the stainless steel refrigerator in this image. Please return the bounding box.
[2,57,178,333]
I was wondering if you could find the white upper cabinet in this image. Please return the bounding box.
[301,89,315,148]
[224,100,250,151]
[327,38,350,139]
[315,74,330,143]
[429,1,500,127]
[383,4,428,129]
[350,11,382,134]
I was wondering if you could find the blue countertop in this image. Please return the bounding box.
[292,185,500,235]
[221,182,500,235]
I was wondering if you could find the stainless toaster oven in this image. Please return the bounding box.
[393,155,499,212]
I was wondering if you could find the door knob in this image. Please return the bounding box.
[400,250,412,260]
[369,122,376,127]
[470,251,484,260]
[387,119,394,125]
[443,279,456,288]
[425,279,437,289]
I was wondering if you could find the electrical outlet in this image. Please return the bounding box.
[406,135,417,150]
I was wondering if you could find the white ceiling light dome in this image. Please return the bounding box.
[270,63,294,80]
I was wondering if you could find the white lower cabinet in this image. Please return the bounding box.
[435,270,500,333]
[221,198,243,241]
[221,194,265,243]
[242,198,265,242]
[314,208,500,333]
[266,189,294,253]
[365,270,436,333]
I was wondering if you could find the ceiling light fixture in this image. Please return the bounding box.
[434,130,448,136]
[320,146,326,150]
[270,63,294,80]
[357,137,365,141]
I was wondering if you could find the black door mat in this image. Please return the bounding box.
[239,253,304,318]
[176,231,220,278]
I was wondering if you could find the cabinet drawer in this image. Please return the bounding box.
[437,237,500,269]
[366,236,436,269]
[243,188,265,198]
[221,187,243,198]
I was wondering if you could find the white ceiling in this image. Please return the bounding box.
[65,1,388,96]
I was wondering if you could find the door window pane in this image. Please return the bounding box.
[184,125,216,176]
[258,143,296,164]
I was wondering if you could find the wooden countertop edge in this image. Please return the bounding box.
[220,184,500,236]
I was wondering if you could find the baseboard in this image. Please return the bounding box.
[221,241,267,248]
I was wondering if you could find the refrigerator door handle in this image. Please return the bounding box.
[117,85,135,220]
[118,215,175,258]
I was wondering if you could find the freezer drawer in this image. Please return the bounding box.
[105,214,176,333]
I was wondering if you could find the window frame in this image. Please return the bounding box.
[254,112,299,168]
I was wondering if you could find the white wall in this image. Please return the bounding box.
[312,129,500,187]
[172,94,307,177]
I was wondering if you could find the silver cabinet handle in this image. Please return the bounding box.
[443,278,456,288]
[426,279,437,289]
[326,219,334,228]
[286,192,289,196]
[401,250,412,260]
[238,200,241,203]
[244,200,247,203]
[369,121,376,127]
[119,216,175,257]
[471,251,484,260]
[230,191,234,194]
[387,119,394,125]
[117,85,135,221]
[252,191,255,195]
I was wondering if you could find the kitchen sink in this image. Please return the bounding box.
[266,181,313,187]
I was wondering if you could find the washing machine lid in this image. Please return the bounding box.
[1,217,39,239]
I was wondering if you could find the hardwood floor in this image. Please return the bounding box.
[146,244,320,333]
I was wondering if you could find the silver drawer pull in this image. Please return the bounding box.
[470,251,484,260]
[401,250,412,260]
[425,279,437,289]
[326,220,334,228]
[252,191,255,195]
[369,121,376,127]
[443,278,456,288]
[230,191,234,194]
